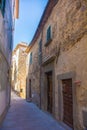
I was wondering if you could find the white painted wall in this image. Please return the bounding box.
[0,0,14,121]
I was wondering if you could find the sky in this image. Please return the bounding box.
[13,0,48,49]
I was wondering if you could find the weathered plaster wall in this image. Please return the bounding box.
[0,91,7,116]
[0,0,14,125]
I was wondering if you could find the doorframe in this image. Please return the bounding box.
[29,79,31,98]
[46,71,53,113]
[42,61,55,116]
[57,71,77,129]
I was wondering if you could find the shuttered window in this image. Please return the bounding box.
[47,26,51,42]
[0,0,2,9]
[38,40,42,65]
[45,25,52,46]
[30,52,32,65]
[0,0,2,4]
[0,0,5,16]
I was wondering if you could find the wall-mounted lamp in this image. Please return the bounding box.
[74,80,81,86]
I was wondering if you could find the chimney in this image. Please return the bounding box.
[14,0,19,19]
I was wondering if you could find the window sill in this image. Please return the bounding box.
[45,38,52,47]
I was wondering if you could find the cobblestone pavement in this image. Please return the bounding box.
[0,92,65,130]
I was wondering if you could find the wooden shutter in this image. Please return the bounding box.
[0,0,5,16]
[30,53,32,64]
[47,26,51,42]
[38,40,42,65]
[0,0,2,7]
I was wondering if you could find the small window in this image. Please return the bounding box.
[30,52,32,65]
[47,26,51,42]
[38,40,42,65]
[45,26,52,46]
[0,0,5,16]
[0,0,2,4]
[20,88,23,93]
[39,40,42,54]
[0,0,2,8]
[8,32,13,51]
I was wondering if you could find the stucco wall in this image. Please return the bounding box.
[0,35,10,126]
[0,0,14,125]
[0,91,7,116]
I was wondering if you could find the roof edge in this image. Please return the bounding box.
[26,0,58,53]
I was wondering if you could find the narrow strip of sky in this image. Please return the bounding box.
[13,0,48,49]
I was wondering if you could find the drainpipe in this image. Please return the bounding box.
[39,61,42,109]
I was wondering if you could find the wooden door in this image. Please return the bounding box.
[47,72,53,113]
[62,79,73,128]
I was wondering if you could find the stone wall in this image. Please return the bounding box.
[26,36,41,107]
[26,0,87,129]
[12,45,27,99]
[56,35,87,130]
[41,0,87,129]
[18,48,27,98]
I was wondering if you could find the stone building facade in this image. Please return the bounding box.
[12,43,27,99]
[26,0,87,129]
[0,0,18,126]
[26,38,41,107]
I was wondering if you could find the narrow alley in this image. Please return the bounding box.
[0,0,87,130]
[0,92,65,130]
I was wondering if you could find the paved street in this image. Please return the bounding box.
[0,92,65,130]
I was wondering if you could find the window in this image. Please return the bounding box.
[20,88,23,93]
[0,0,2,8]
[0,0,2,4]
[30,52,32,65]
[8,32,13,51]
[45,26,52,46]
[38,40,42,65]
[47,26,51,42]
[39,40,42,53]
[0,0,5,16]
